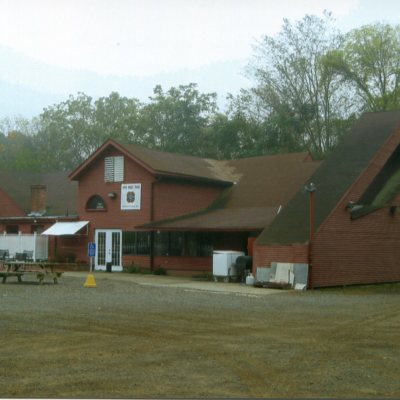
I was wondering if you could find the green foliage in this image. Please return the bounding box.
[94,92,141,142]
[153,267,168,276]
[127,264,167,275]
[0,130,41,171]
[324,23,400,112]
[246,12,352,157]
[0,117,42,171]
[372,169,400,207]
[35,92,142,171]
[1,17,399,170]
[137,83,218,157]
[127,265,140,274]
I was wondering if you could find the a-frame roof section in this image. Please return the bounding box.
[69,139,233,185]
[257,110,400,245]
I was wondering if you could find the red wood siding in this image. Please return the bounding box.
[73,147,224,269]
[253,244,309,269]
[312,207,400,287]
[154,256,212,276]
[253,127,400,287]
[77,147,154,230]
[153,180,223,221]
[0,189,25,219]
[311,128,400,287]
[122,255,151,268]
[121,255,211,276]
[73,147,156,262]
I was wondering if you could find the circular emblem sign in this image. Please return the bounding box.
[126,191,136,203]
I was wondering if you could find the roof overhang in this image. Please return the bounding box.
[137,207,279,231]
[42,221,89,236]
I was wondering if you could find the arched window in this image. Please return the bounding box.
[86,195,106,210]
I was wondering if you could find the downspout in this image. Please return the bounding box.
[304,183,316,289]
[308,189,315,289]
[150,180,156,271]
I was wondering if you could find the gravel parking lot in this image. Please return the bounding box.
[1,274,400,398]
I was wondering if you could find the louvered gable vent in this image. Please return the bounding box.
[104,156,124,182]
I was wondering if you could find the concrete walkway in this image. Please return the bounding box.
[65,271,286,297]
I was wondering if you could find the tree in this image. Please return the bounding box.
[206,90,270,159]
[247,13,353,157]
[0,130,40,171]
[35,93,96,170]
[137,83,218,156]
[93,92,142,143]
[35,92,142,171]
[0,117,41,171]
[324,23,400,112]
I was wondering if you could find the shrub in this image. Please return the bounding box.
[127,265,140,274]
[153,267,168,276]
[64,253,77,263]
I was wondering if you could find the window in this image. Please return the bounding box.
[105,156,124,182]
[122,231,151,255]
[86,195,106,210]
[154,231,213,257]
[6,225,19,234]
[154,231,169,256]
[170,232,184,256]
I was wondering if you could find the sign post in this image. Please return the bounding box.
[88,242,96,272]
[84,242,97,288]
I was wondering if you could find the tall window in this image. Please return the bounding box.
[122,232,151,255]
[104,156,124,182]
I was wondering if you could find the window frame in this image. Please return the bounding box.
[122,231,151,256]
[85,195,107,211]
[104,156,124,183]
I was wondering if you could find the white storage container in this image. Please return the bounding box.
[213,250,245,282]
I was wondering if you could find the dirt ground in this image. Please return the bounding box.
[1,275,400,398]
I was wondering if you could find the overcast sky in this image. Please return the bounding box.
[0,0,399,119]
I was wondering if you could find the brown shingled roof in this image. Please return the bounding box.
[121,142,236,184]
[67,138,320,231]
[138,152,321,230]
[70,139,234,185]
[0,171,77,216]
[257,110,400,245]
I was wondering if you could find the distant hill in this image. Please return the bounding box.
[0,46,251,119]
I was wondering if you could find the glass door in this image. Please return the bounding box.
[95,229,122,271]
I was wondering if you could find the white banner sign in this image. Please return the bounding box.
[121,183,141,210]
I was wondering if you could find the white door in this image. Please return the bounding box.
[95,229,122,271]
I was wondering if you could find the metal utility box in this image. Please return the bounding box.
[213,250,245,282]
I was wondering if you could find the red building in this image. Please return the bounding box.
[0,172,78,261]
[65,139,319,275]
[3,111,399,286]
[254,110,400,287]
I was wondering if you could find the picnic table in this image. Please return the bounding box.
[0,261,63,284]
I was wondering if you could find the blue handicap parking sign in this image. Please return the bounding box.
[88,242,96,257]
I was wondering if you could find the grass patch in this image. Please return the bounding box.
[321,282,400,295]
[191,272,213,281]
